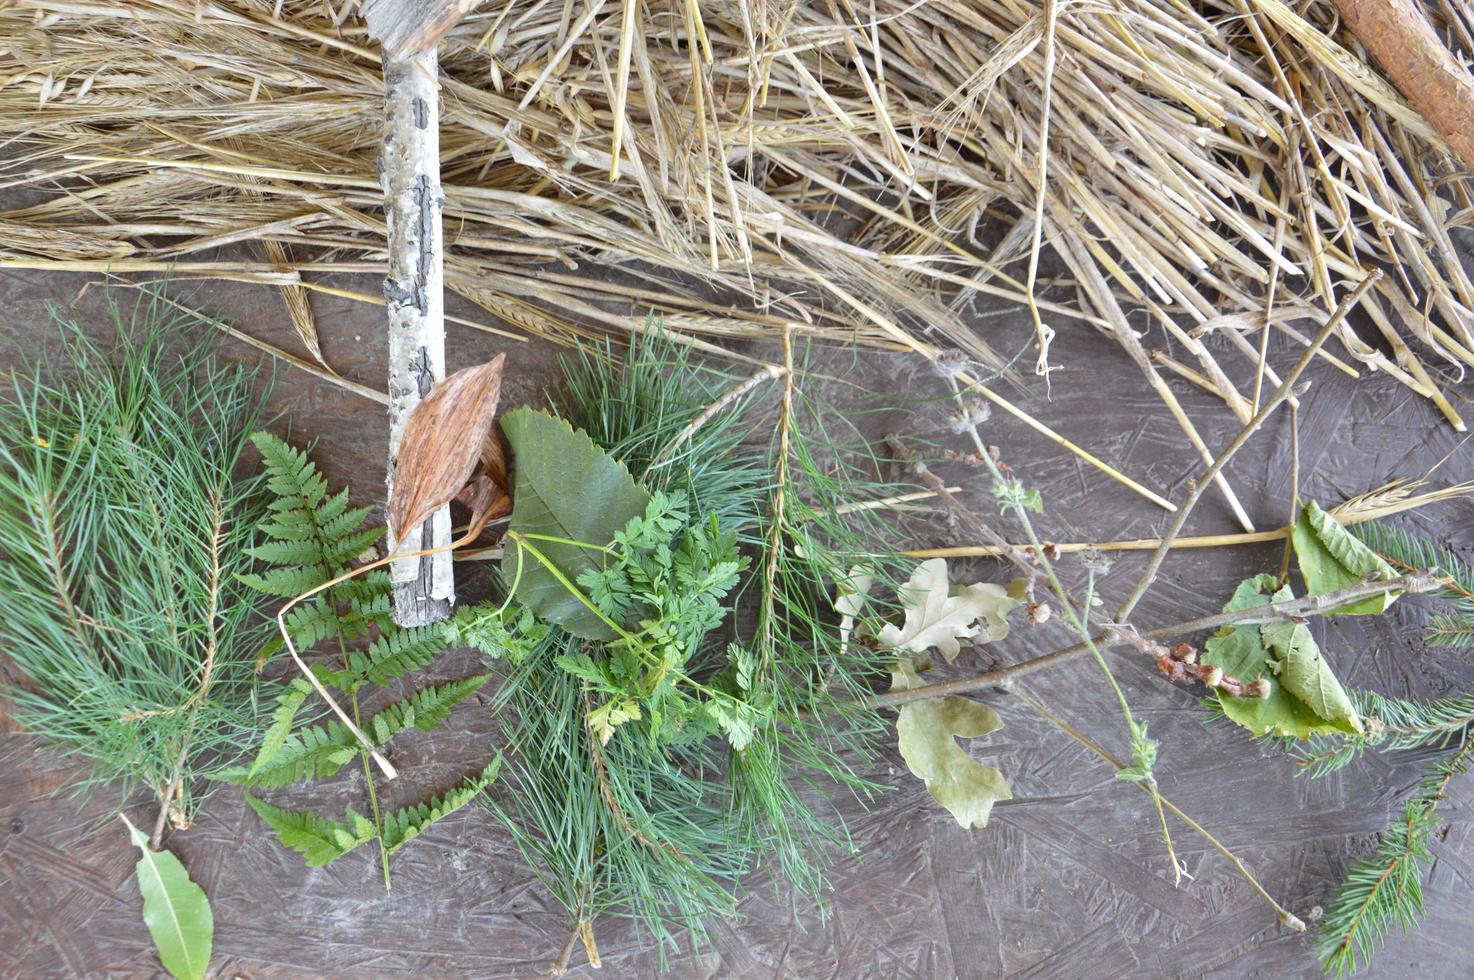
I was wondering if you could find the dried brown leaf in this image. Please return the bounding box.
[389,353,506,539]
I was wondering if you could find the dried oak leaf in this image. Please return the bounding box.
[891,658,1012,829]
[877,558,1019,662]
[388,353,507,539]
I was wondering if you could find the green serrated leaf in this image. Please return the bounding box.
[500,408,651,639]
[120,814,213,980]
[890,659,1011,828]
[1292,500,1399,615]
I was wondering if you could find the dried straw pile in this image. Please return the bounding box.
[2,0,1472,504]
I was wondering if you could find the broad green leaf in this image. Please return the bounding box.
[877,558,1021,663]
[120,813,213,980]
[1291,500,1399,615]
[1199,574,1278,679]
[1203,577,1361,738]
[1263,618,1362,734]
[500,408,650,639]
[891,659,1012,828]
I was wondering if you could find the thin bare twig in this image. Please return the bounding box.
[1019,691,1306,932]
[1114,272,1382,625]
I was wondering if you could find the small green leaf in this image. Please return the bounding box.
[1292,500,1399,615]
[586,696,642,745]
[120,813,213,980]
[500,408,651,639]
[891,659,1011,828]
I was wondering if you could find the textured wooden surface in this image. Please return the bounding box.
[1,267,1472,978]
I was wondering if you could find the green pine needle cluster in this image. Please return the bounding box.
[0,292,272,827]
[225,433,502,889]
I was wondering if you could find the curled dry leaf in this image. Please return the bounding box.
[834,566,875,656]
[388,353,508,541]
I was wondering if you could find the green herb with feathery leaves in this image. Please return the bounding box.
[478,333,911,965]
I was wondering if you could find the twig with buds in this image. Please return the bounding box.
[867,571,1443,708]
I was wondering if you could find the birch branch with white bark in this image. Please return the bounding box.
[381,48,455,626]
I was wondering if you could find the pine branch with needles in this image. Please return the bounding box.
[0,291,272,847]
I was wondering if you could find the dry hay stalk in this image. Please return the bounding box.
[2,0,1473,499]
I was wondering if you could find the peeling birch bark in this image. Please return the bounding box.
[381,49,454,626]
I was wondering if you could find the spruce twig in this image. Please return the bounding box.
[1318,738,1474,975]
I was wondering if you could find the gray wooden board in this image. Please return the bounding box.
[2,267,1471,979]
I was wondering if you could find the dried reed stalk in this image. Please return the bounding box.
[2,0,1472,503]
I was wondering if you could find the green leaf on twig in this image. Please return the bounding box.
[120,813,213,980]
[1203,575,1361,738]
[1292,500,1400,615]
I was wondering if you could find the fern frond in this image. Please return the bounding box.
[367,675,492,742]
[245,432,383,603]
[278,598,341,649]
[239,564,332,599]
[1318,738,1473,976]
[218,720,359,788]
[248,678,313,778]
[244,795,377,867]
[228,676,490,788]
[342,624,447,691]
[254,433,328,505]
[381,759,501,854]
[246,538,331,568]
